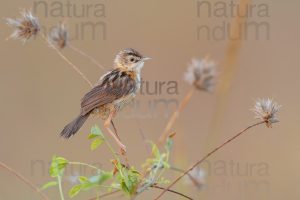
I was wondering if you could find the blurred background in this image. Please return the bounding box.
[1,0,299,199]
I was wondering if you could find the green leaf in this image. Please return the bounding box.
[78,176,88,183]
[151,144,160,158]
[116,166,140,196]
[88,125,104,139]
[69,185,82,198]
[49,156,68,177]
[91,172,113,185]
[79,171,113,191]
[41,181,58,190]
[90,138,104,150]
[81,182,96,191]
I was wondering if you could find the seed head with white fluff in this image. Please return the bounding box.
[253,98,281,127]
[184,58,217,92]
[6,10,40,43]
[48,23,68,49]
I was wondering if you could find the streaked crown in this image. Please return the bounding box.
[114,48,150,70]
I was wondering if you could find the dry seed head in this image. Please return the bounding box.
[6,10,40,43]
[184,58,217,92]
[253,98,281,127]
[48,23,68,49]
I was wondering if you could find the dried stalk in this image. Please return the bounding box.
[154,121,265,199]
[158,88,195,144]
[68,44,105,70]
[150,185,193,200]
[41,34,93,87]
[0,161,50,200]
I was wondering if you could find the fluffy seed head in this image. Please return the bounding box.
[253,98,281,127]
[48,23,68,49]
[6,10,40,43]
[184,58,217,92]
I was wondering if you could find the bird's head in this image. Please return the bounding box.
[114,48,151,71]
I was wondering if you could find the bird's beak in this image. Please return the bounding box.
[143,57,151,61]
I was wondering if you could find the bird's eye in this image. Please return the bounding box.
[130,58,135,62]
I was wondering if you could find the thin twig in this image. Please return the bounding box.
[158,88,195,144]
[68,44,105,70]
[154,121,265,199]
[150,185,193,200]
[41,34,93,87]
[0,161,50,200]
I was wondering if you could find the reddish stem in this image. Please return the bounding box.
[154,121,265,200]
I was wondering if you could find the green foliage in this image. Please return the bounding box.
[143,141,172,172]
[43,125,175,199]
[49,156,68,177]
[139,138,173,192]
[68,171,113,198]
[41,181,58,190]
[114,162,141,196]
[69,185,82,198]
[88,125,105,150]
[90,138,104,150]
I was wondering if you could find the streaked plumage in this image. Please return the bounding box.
[60,48,150,152]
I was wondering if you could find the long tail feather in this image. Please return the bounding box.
[60,114,89,138]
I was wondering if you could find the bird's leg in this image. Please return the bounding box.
[111,120,121,141]
[104,110,126,154]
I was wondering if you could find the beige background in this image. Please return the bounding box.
[1,0,299,199]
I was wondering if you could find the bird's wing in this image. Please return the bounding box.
[80,70,136,115]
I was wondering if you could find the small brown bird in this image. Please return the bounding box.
[60,48,150,152]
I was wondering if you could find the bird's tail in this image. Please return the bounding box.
[60,113,89,138]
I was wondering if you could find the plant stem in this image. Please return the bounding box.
[57,175,65,200]
[206,0,250,169]
[0,161,50,200]
[41,34,93,87]
[158,88,195,144]
[104,139,119,161]
[68,44,105,70]
[69,162,101,172]
[151,185,193,200]
[154,121,265,200]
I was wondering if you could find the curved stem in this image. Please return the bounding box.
[0,161,50,200]
[154,121,265,200]
[57,175,65,200]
